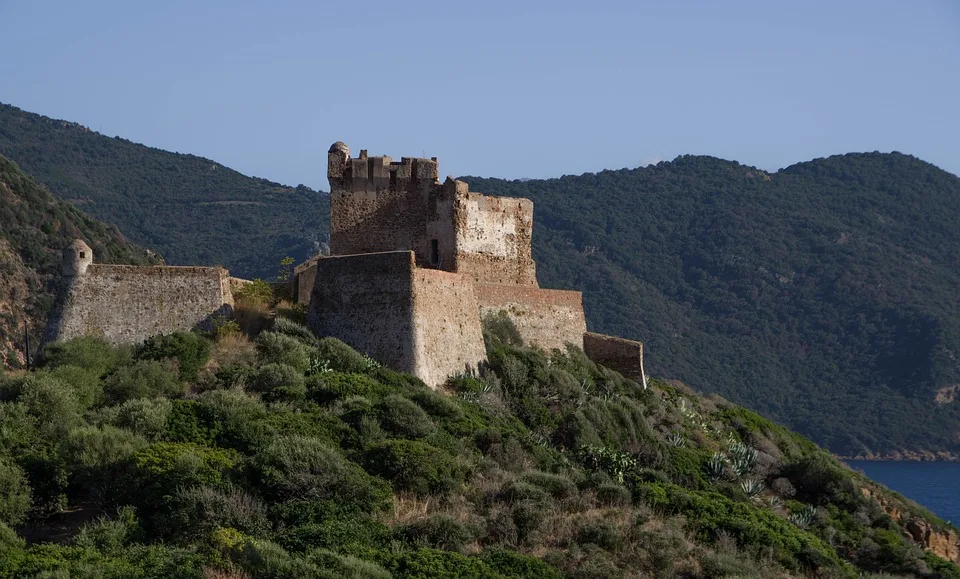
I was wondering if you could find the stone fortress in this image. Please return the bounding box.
[45,142,645,387]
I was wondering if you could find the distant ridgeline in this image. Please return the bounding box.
[0,102,327,279]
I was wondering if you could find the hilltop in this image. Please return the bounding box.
[463,153,960,459]
[0,154,158,367]
[2,102,959,458]
[0,305,958,577]
[0,103,328,279]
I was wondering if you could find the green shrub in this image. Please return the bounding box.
[129,442,239,511]
[364,439,464,495]
[72,506,139,556]
[314,337,372,373]
[195,389,268,450]
[271,317,319,347]
[103,397,173,441]
[0,521,24,553]
[103,359,182,404]
[375,394,435,439]
[276,516,391,553]
[164,399,221,445]
[162,485,270,540]
[135,332,211,381]
[250,363,307,402]
[43,365,103,409]
[499,480,551,505]
[307,372,390,404]
[61,425,147,496]
[235,538,323,579]
[780,453,860,511]
[384,547,497,579]
[0,458,31,526]
[305,548,392,579]
[577,519,623,551]
[252,435,391,513]
[595,483,632,507]
[482,311,524,347]
[39,336,126,376]
[256,331,312,372]
[399,515,475,552]
[13,373,84,437]
[519,471,577,500]
[482,548,561,578]
[234,279,274,304]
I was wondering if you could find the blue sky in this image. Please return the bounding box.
[1,0,957,188]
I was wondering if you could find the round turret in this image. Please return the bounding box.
[62,239,93,276]
[328,141,351,182]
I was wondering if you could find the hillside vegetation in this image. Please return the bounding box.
[0,103,328,279]
[3,102,960,457]
[0,301,958,578]
[463,153,960,458]
[0,154,158,367]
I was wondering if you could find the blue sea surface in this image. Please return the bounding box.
[846,461,960,525]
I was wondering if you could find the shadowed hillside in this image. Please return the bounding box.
[0,155,158,367]
[0,103,328,279]
[463,153,960,458]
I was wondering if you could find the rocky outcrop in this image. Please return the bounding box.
[861,487,960,564]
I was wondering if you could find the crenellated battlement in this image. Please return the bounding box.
[328,141,439,192]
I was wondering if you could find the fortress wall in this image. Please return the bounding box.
[48,265,233,344]
[411,268,487,387]
[295,261,318,304]
[475,283,587,352]
[453,192,537,286]
[307,251,416,374]
[583,332,646,384]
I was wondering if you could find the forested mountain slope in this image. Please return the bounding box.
[0,155,157,367]
[464,153,960,458]
[0,103,327,279]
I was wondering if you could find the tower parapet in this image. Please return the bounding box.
[328,142,439,194]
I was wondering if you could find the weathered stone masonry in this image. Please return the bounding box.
[45,240,233,345]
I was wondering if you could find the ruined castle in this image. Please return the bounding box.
[45,143,644,387]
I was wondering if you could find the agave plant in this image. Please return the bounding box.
[768,496,783,508]
[740,479,764,497]
[729,441,759,476]
[706,452,727,481]
[667,432,686,448]
[788,504,817,529]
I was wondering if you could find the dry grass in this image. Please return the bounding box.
[233,299,272,337]
[389,493,434,527]
[208,333,257,370]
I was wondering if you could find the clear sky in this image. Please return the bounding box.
[1,0,957,188]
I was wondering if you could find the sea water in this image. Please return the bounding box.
[846,461,960,525]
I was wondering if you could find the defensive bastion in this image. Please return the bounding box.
[44,143,645,388]
[300,142,646,386]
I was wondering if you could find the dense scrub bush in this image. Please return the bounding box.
[307,372,390,404]
[276,516,391,553]
[195,389,268,450]
[315,337,373,373]
[100,397,173,441]
[383,547,498,578]
[364,439,464,495]
[270,317,319,347]
[163,485,271,540]
[519,471,577,500]
[255,331,312,372]
[103,360,182,404]
[482,311,523,347]
[252,435,391,513]
[375,394,435,439]
[129,442,239,512]
[136,332,211,381]
[306,548,392,579]
[398,515,476,552]
[0,458,31,525]
[44,365,103,409]
[38,336,126,376]
[61,425,147,496]
[482,548,562,578]
[250,363,307,402]
[780,453,861,511]
[595,483,632,507]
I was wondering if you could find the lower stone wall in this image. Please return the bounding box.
[583,332,646,384]
[307,251,416,374]
[295,261,318,304]
[46,265,233,344]
[411,269,487,387]
[475,283,587,352]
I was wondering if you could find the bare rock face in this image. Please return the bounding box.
[862,487,960,564]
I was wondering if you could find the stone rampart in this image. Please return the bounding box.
[453,190,537,286]
[583,332,646,384]
[46,263,233,344]
[475,283,587,352]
